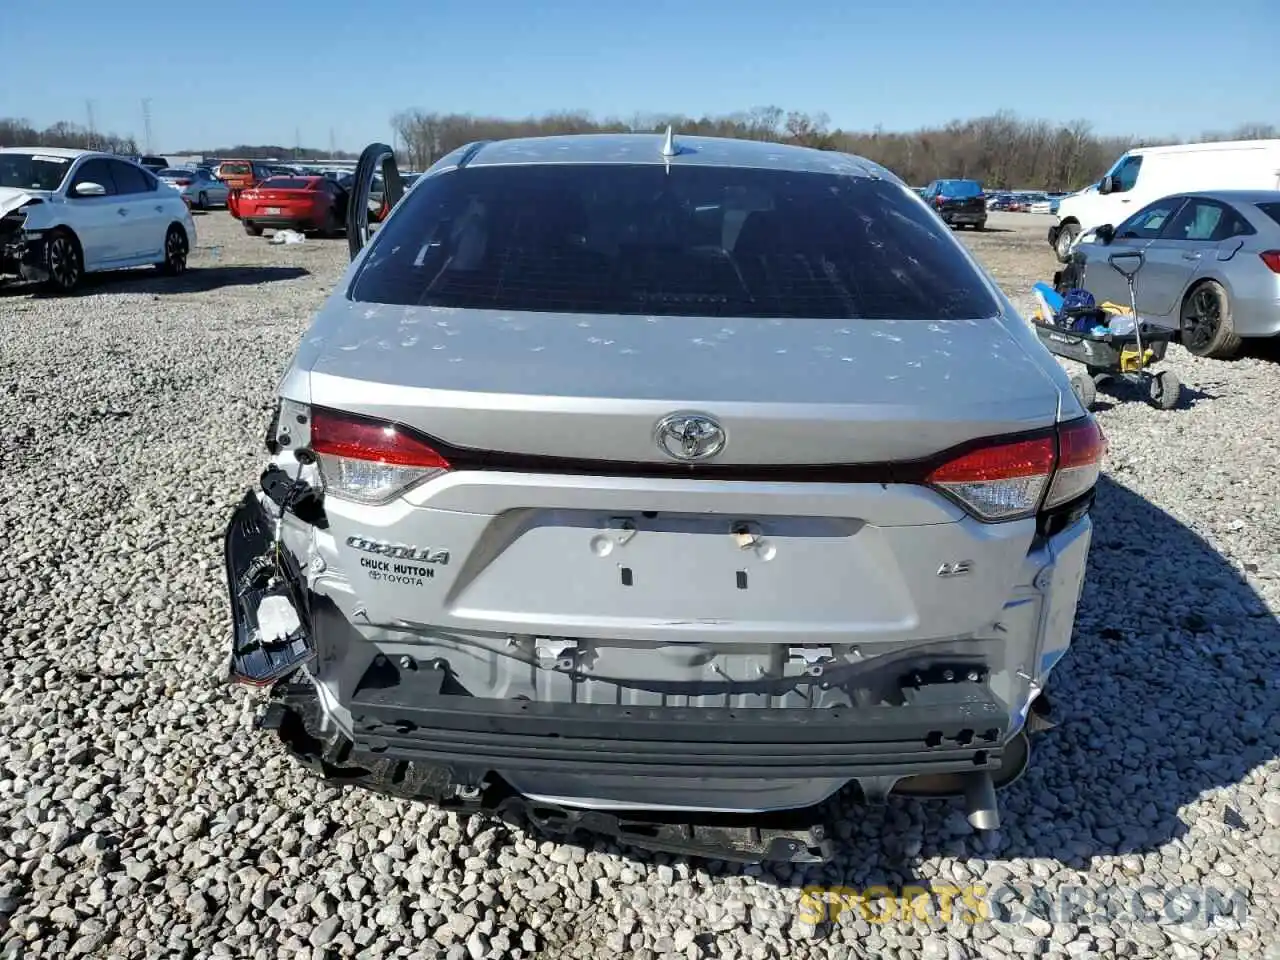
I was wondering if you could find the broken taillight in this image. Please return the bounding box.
[926,417,1104,522]
[310,407,451,505]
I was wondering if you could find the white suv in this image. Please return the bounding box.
[0,147,196,292]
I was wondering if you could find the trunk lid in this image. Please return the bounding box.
[299,302,1060,465]
[297,304,1064,648]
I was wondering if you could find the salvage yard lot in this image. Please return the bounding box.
[1,209,1279,960]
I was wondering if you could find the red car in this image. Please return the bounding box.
[232,176,349,236]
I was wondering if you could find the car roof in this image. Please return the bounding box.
[460,133,892,179]
[0,146,95,159]
[1181,189,1280,204]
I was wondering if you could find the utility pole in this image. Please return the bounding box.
[142,98,153,155]
[85,99,97,150]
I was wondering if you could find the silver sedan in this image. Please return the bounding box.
[157,167,231,210]
[1063,190,1280,358]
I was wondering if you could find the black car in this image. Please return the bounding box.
[921,179,987,230]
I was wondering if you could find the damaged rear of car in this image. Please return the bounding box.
[223,134,1102,863]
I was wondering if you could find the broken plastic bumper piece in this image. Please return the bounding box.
[223,490,314,685]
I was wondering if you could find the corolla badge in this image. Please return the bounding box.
[346,535,450,565]
[654,412,726,462]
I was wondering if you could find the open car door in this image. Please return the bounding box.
[346,142,404,260]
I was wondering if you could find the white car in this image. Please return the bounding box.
[0,147,197,293]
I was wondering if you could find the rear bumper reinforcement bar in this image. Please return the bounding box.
[261,679,836,863]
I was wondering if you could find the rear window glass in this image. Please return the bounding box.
[221,163,251,175]
[350,164,1000,321]
[939,180,983,198]
[261,177,314,189]
[1257,202,1280,227]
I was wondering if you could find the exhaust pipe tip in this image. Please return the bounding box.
[963,772,1000,831]
[1026,691,1055,733]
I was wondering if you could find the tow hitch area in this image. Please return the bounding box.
[260,679,835,864]
[223,490,314,684]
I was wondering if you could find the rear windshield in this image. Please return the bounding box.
[939,180,983,198]
[350,164,1000,321]
[1256,202,1280,228]
[220,162,251,175]
[158,169,192,178]
[261,177,314,189]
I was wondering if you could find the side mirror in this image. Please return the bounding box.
[73,181,106,197]
[1095,223,1116,244]
[1098,175,1116,195]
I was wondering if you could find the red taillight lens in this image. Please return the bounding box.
[1260,251,1280,274]
[1045,417,1106,509]
[926,435,1057,521]
[926,417,1105,521]
[311,408,450,504]
[176,179,192,186]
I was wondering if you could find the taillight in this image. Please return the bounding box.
[1044,417,1106,508]
[175,179,192,186]
[310,408,451,505]
[926,417,1105,522]
[1260,251,1280,274]
[934,195,945,206]
[926,434,1056,521]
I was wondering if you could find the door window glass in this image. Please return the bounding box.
[1116,198,1184,239]
[70,159,118,197]
[109,160,151,195]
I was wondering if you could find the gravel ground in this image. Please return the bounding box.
[1,209,1279,960]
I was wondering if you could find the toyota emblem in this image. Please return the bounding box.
[654,412,726,462]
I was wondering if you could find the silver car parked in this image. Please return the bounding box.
[222,133,1104,862]
[1064,190,1280,359]
[157,167,230,210]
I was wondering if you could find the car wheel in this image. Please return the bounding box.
[975,221,987,231]
[322,207,341,237]
[43,229,83,294]
[243,221,263,237]
[197,191,208,210]
[1054,223,1080,263]
[158,225,189,276]
[1179,281,1242,359]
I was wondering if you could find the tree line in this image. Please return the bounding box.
[0,117,138,157]
[0,117,360,162]
[5,109,1276,190]
[389,107,1278,190]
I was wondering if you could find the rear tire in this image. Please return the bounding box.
[42,228,83,294]
[158,224,188,276]
[243,221,263,237]
[1179,280,1241,359]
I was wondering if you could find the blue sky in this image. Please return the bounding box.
[1,0,1274,152]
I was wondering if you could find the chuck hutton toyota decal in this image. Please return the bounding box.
[346,535,449,587]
